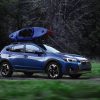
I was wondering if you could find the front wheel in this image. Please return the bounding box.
[0,62,13,77]
[69,74,81,79]
[47,62,62,79]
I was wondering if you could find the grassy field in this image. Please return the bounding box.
[0,80,100,100]
[0,61,100,100]
[91,61,100,77]
[84,61,100,77]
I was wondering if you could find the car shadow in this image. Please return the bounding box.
[0,73,91,80]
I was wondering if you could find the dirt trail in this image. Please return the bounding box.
[0,73,100,82]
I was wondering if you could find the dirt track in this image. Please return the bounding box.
[0,73,100,82]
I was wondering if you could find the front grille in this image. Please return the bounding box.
[81,62,86,65]
[81,61,90,66]
[80,61,91,71]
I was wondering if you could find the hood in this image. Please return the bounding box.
[55,53,87,61]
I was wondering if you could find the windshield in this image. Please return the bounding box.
[44,45,60,53]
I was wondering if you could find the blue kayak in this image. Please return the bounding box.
[9,27,52,42]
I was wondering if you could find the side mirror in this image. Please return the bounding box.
[6,47,11,51]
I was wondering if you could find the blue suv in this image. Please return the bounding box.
[0,43,91,79]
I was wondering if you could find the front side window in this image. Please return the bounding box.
[26,44,40,53]
[12,45,24,52]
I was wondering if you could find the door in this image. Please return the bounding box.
[9,44,28,69]
[24,44,45,70]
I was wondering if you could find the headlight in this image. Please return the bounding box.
[63,58,78,62]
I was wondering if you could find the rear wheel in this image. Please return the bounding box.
[47,62,62,79]
[69,74,81,79]
[0,62,13,77]
[24,72,33,77]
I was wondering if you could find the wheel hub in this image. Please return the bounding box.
[1,64,9,76]
[48,64,59,78]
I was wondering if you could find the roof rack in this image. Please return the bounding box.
[11,42,23,44]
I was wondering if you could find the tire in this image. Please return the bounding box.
[0,62,13,77]
[24,72,33,77]
[69,74,81,79]
[47,62,62,79]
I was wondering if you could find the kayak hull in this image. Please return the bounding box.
[9,27,49,42]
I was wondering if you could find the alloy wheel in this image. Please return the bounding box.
[47,62,62,79]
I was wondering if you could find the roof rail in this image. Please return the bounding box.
[11,42,23,44]
[10,41,38,45]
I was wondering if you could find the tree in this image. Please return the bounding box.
[0,0,99,57]
[43,0,97,56]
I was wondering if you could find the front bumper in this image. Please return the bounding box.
[66,61,91,74]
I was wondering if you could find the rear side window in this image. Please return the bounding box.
[25,44,40,53]
[11,45,24,52]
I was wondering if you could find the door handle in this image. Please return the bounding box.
[8,55,11,57]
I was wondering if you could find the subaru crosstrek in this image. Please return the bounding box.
[0,43,91,79]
